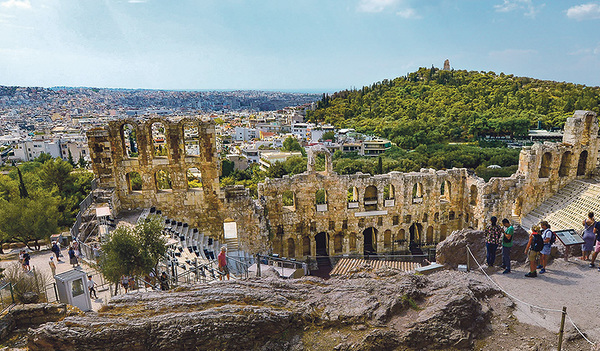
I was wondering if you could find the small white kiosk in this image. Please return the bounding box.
[54,268,92,312]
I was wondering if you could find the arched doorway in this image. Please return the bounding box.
[363,227,377,255]
[409,223,422,245]
[577,150,588,176]
[315,232,328,256]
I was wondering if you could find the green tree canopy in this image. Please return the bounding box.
[282,137,303,152]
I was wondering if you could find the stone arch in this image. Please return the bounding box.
[287,238,295,258]
[577,150,588,176]
[150,121,169,159]
[384,184,395,200]
[349,233,357,252]
[426,226,434,244]
[348,186,358,202]
[126,171,142,193]
[440,180,451,202]
[120,122,139,158]
[383,229,392,248]
[316,189,327,205]
[412,183,424,203]
[434,212,440,221]
[409,223,422,244]
[333,233,343,253]
[155,169,172,190]
[398,229,405,241]
[187,167,202,189]
[182,122,200,157]
[538,152,552,178]
[364,185,378,211]
[449,211,455,220]
[559,151,572,177]
[282,190,296,210]
[469,185,478,205]
[363,227,377,255]
[315,232,328,256]
[307,145,332,174]
[440,224,448,241]
[302,236,311,256]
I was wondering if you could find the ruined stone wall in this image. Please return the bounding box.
[86,116,266,247]
[87,111,599,258]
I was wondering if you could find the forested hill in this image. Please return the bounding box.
[307,67,600,149]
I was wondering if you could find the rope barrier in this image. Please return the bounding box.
[466,246,596,346]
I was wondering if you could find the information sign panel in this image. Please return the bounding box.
[555,229,585,246]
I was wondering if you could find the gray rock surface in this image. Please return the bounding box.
[28,270,500,351]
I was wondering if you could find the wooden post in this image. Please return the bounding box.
[466,246,470,271]
[557,306,567,351]
[256,254,261,278]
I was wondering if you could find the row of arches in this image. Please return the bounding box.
[539,150,587,178]
[120,121,204,160]
[281,182,479,211]
[125,168,203,193]
[282,225,451,258]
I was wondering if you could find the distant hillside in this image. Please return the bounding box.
[307,67,600,149]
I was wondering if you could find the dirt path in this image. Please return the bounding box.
[474,255,600,348]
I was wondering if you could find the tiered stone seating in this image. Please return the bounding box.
[521,179,600,231]
[329,258,420,276]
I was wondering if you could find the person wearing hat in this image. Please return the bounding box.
[217,246,229,281]
[49,256,56,276]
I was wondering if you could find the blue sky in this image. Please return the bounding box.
[0,0,599,91]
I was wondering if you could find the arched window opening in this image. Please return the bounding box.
[187,167,202,189]
[183,123,200,156]
[412,183,424,203]
[302,236,311,256]
[449,211,455,220]
[334,234,343,253]
[398,229,405,241]
[440,180,451,202]
[577,150,588,176]
[469,185,478,206]
[423,213,428,222]
[559,151,572,177]
[538,152,552,178]
[287,238,295,258]
[349,233,357,252]
[364,185,378,211]
[126,172,142,193]
[151,122,168,158]
[121,123,138,158]
[282,190,295,210]
[384,229,392,248]
[347,186,359,208]
[434,212,440,221]
[155,170,172,190]
[316,189,327,205]
[440,224,448,241]
[384,184,394,199]
[426,226,434,244]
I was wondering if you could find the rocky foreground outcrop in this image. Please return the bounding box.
[28,269,500,351]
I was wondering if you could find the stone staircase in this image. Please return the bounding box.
[520,179,600,231]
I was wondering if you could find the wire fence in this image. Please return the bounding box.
[0,282,15,312]
[466,246,596,347]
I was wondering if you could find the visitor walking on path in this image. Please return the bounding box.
[524,225,544,277]
[68,246,78,268]
[218,246,230,281]
[501,218,514,274]
[590,221,600,270]
[21,250,31,272]
[582,212,596,261]
[484,216,503,267]
[48,256,56,276]
[87,275,97,299]
[51,242,62,261]
[539,221,553,274]
[159,272,169,291]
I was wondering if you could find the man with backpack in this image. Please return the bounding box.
[539,221,554,274]
[524,224,544,277]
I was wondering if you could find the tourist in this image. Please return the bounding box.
[589,221,600,270]
[581,212,595,261]
[159,272,169,291]
[88,275,97,299]
[51,241,62,261]
[539,221,553,274]
[49,256,56,276]
[501,218,513,274]
[121,275,129,293]
[92,244,100,262]
[68,246,78,268]
[218,246,229,280]
[22,250,31,272]
[524,225,544,277]
[484,216,503,267]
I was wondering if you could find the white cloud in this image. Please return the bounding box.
[357,0,398,13]
[396,8,420,19]
[566,3,600,20]
[494,0,544,18]
[0,0,31,9]
[128,0,147,3]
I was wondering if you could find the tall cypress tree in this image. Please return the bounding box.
[17,167,28,199]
